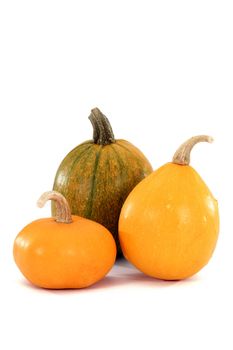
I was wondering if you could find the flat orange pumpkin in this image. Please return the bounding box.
[13,191,116,289]
[119,135,220,280]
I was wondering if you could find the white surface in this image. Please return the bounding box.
[0,1,232,349]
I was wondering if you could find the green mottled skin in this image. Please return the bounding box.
[52,139,153,255]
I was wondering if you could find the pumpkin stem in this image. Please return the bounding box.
[172,135,214,165]
[37,191,73,224]
[89,108,115,145]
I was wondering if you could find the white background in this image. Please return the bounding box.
[0,1,233,349]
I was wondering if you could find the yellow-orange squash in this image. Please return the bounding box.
[13,191,116,289]
[52,108,153,255]
[119,135,219,280]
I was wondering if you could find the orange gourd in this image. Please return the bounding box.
[119,135,219,280]
[13,191,116,289]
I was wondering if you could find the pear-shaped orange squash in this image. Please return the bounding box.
[119,136,219,280]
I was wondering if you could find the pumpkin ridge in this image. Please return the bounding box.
[53,143,93,189]
[68,146,97,207]
[109,144,125,177]
[84,146,103,218]
[52,145,94,215]
[114,142,147,172]
[66,144,93,182]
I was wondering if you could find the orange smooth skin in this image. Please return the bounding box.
[119,163,219,280]
[14,216,116,289]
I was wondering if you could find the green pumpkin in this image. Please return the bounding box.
[52,108,153,255]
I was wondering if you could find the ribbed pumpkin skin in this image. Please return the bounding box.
[52,139,153,254]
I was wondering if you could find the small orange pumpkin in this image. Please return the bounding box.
[119,135,220,280]
[13,191,116,289]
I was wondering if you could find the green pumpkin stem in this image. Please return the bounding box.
[37,191,73,224]
[172,135,213,165]
[89,108,115,145]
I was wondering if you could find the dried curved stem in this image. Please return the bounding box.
[89,107,115,145]
[172,135,213,165]
[37,191,73,224]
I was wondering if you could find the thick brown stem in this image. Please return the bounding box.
[37,191,73,224]
[89,107,115,145]
[172,135,213,165]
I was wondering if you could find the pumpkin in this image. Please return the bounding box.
[13,191,116,289]
[52,108,153,255]
[119,135,219,280]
